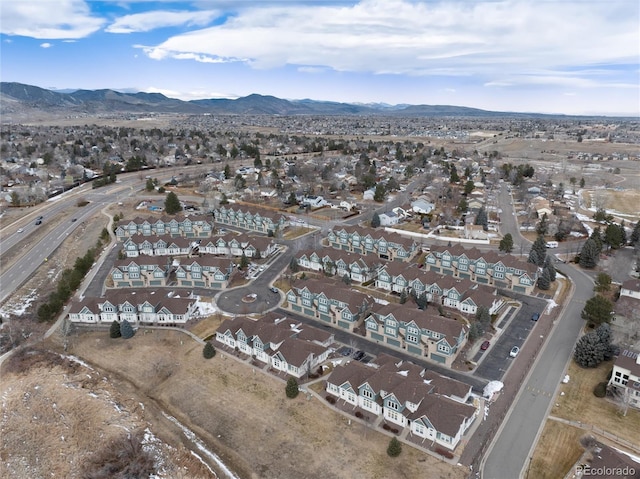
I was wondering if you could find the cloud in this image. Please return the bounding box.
[40,42,53,48]
[106,9,221,34]
[0,0,105,39]
[139,0,639,89]
[144,86,238,101]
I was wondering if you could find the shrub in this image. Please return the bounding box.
[355,411,363,419]
[109,320,121,338]
[435,447,454,459]
[325,395,336,404]
[387,437,402,457]
[203,342,216,359]
[285,377,299,399]
[593,381,607,398]
[382,423,391,431]
[391,428,399,434]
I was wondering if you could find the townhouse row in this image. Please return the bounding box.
[283,278,468,366]
[68,289,200,325]
[111,256,234,289]
[327,225,419,262]
[213,205,288,235]
[215,312,335,379]
[424,244,538,294]
[294,248,385,283]
[122,232,277,259]
[115,214,214,239]
[326,354,478,450]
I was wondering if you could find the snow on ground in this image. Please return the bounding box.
[162,412,240,479]
[483,381,504,400]
[194,297,219,316]
[546,300,558,313]
[0,289,39,316]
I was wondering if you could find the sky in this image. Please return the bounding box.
[1,0,639,116]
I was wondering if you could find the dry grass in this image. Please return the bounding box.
[528,421,584,479]
[551,360,640,446]
[595,189,640,220]
[63,329,467,479]
[0,347,210,479]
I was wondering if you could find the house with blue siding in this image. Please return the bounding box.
[424,244,538,294]
[175,256,234,289]
[213,205,288,235]
[327,226,418,262]
[115,214,214,240]
[325,355,478,450]
[364,303,467,366]
[283,278,373,331]
[110,257,172,288]
[295,248,385,283]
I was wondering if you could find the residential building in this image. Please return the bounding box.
[215,313,334,378]
[68,289,199,325]
[175,256,234,289]
[115,214,214,240]
[608,349,640,411]
[411,198,435,215]
[295,248,385,283]
[110,257,172,288]
[198,233,277,258]
[327,226,418,262]
[424,244,538,294]
[284,278,374,331]
[325,355,478,450]
[379,211,400,226]
[213,205,288,235]
[364,303,467,365]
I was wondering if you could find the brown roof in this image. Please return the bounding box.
[275,338,326,367]
[294,278,373,306]
[621,279,640,293]
[409,393,476,437]
[614,349,640,378]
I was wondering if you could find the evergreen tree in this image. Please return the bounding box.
[223,164,231,179]
[371,212,381,228]
[373,183,387,202]
[387,437,402,457]
[145,178,155,191]
[537,268,551,290]
[110,320,121,338]
[574,331,607,368]
[631,221,640,246]
[449,165,459,183]
[536,213,549,236]
[579,239,600,269]
[581,295,613,327]
[528,249,539,266]
[590,228,603,254]
[543,256,556,282]
[203,342,216,359]
[415,293,428,310]
[285,377,299,399]
[475,306,491,327]
[464,179,475,195]
[239,253,249,270]
[499,233,514,253]
[474,207,488,231]
[120,319,135,339]
[604,223,625,250]
[399,289,408,304]
[468,322,485,342]
[164,191,182,214]
[593,273,612,292]
[289,257,299,273]
[580,177,585,188]
[531,236,547,266]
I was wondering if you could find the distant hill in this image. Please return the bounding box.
[0,81,615,119]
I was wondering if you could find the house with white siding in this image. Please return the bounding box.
[327,226,418,262]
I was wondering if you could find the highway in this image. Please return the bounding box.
[482,183,595,479]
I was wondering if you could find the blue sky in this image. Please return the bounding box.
[1,0,639,116]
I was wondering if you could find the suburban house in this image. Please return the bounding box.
[300,195,329,208]
[325,354,478,450]
[110,257,172,288]
[213,205,288,235]
[215,313,334,378]
[424,245,538,294]
[378,211,400,227]
[115,214,214,240]
[175,256,234,288]
[411,198,435,215]
[68,289,199,325]
[364,303,467,365]
[608,349,640,411]
[327,226,418,262]
[284,278,374,331]
[620,279,640,300]
[375,262,504,315]
[615,279,640,320]
[294,248,385,283]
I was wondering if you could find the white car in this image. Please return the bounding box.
[17,228,24,233]
[509,346,520,358]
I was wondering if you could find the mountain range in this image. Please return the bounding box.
[0,81,607,119]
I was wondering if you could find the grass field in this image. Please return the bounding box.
[593,189,640,220]
[528,420,584,479]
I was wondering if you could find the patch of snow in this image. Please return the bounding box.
[190,450,217,477]
[195,298,219,317]
[0,289,39,316]
[373,298,389,305]
[61,354,94,371]
[483,381,503,400]
[546,300,558,312]
[162,412,240,479]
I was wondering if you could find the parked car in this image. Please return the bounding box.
[354,350,365,361]
[531,313,539,322]
[17,228,24,233]
[341,348,353,357]
[269,286,279,294]
[481,340,490,351]
[71,218,77,222]
[510,346,520,358]
[35,220,42,225]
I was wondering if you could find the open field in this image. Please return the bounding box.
[528,420,584,479]
[587,189,640,221]
[56,329,467,479]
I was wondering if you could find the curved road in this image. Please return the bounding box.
[482,184,595,479]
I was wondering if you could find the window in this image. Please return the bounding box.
[385,326,396,336]
[407,326,418,335]
[407,334,418,343]
[362,389,373,399]
[387,400,399,410]
[388,410,399,421]
[438,344,449,353]
[414,423,424,434]
[362,398,373,410]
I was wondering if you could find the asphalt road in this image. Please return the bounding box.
[482,183,596,479]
